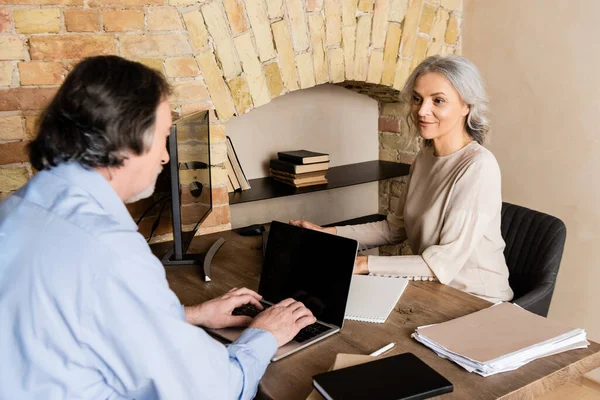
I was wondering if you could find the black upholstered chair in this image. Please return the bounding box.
[500,202,567,317]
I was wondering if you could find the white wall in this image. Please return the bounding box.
[463,0,600,381]
[225,84,380,228]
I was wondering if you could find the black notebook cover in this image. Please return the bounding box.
[312,353,453,400]
[277,150,329,164]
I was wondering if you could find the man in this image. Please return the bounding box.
[0,55,316,399]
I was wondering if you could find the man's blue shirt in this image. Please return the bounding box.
[0,162,277,399]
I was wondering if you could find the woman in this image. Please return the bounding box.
[291,54,513,303]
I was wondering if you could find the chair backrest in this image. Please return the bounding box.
[500,202,567,317]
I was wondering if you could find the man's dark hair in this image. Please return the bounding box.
[29,55,172,171]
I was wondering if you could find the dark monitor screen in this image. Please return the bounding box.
[156,110,212,260]
[259,221,358,327]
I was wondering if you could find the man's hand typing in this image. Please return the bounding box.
[184,287,264,329]
[249,298,316,347]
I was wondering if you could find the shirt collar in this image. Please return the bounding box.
[48,162,138,231]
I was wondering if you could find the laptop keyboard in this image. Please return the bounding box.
[232,303,332,343]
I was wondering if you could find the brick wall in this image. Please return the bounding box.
[0,0,462,237]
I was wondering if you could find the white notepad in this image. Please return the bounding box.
[344,275,409,323]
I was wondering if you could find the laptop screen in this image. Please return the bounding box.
[259,221,358,328]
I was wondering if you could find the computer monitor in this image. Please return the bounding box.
[159,110,224,281]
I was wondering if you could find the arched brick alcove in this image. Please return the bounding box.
[0,0,462,236]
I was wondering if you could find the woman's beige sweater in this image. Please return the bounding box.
[336,142,514,303]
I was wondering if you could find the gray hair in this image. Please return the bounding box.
[401,54,490,146]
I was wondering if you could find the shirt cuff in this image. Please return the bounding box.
[231,328,278,363]
[367,255,436,280]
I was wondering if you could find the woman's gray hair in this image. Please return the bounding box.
[400,54,490,146]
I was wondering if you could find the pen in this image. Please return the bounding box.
[369,342,395,357]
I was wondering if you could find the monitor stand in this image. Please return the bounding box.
[161,237,225,282]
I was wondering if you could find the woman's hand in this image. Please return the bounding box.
[289,219,337,235]
[354,255,369,275]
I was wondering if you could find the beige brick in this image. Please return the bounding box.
[180,102,211,116]
[371,0,389,48]
[381,101,405,117]
[271,20,299,91]
[227,76,253,115]
[18,61,65,86]
[223,0,248,34]
[445,13,459,44]
[381,22,402,85]
[165,57,199,78]
[308,14,328,85]
[419,3,436,34]
[426,8,449,56]
[0,37,24,60]
[14,9,60,34]
[30,36,114,60]
[400,0,422,57]
[393,57,410,90]
[0,8,12,33]
[354,15,371,81]
[342,0,357,26]
[342,25,355,80]
[286,0,310,52]
[172,80,209,102]
[266,0,283,19]
[64,10,100,32]
[367,49,383,84]
[328,48,344,83]
[202,2,242,80]
[357,0,372,12]
[0,89,18,111]
[441,0,461,11]
[119,34,190,58]
[245,0,276,62]
[103,9,144,32]
[0,116,24,141]
[0,61,13,86]
[0,140,28,165]
[0,88,56,111]
[389,0,408,23]
[410,36,429,72]
[182,10,209,51]
[0,0,82,4]
[324,0,341,47]
[0,167,28,191]
[25,115,40,139]
[147,8,183,31]
[234,32,270,107]
[90,0,161,5]
[306,0,322,12]
[168,0,197,5]
[195,51,236,121]
[263,62,284,98]
[296,52,315,89]
[137,58,163,73]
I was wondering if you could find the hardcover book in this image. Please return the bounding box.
[312,353,453,400]
[273,177,328,188]
[270,169,327,184]
[270,159,329,174]
[278,150,329,164]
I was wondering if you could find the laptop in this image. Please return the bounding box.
[208,220,359,361]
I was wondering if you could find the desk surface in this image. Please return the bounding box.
[162,228,600,400]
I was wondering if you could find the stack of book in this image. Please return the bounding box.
[225,136,251,193]
[269,150,330,188]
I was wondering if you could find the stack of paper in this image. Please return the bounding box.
[412,302,588,377]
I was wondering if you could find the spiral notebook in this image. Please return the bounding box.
[344,275,409,323]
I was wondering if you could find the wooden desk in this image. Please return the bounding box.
[163,228,600,400]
